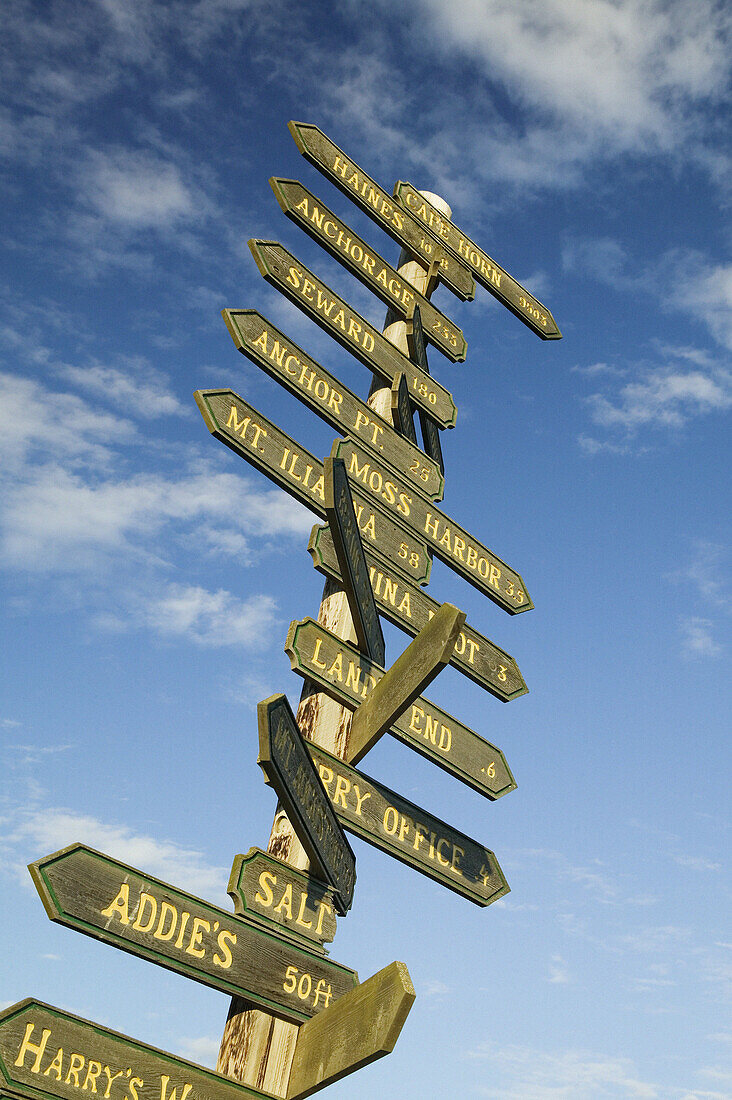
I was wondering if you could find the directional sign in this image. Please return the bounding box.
[395,181,562,340]
[194,388,432,586]
[308,742,510,907]
[247,240,457,429]
[332,437,533,614]
[406,306,444,475]
[285,617,517,799]
[287,961,415,1100]
[258,694,356,915]
[228,848,337,954]
[29,844,357,1024]
[288,121,475,302]
[390,372,418,446]
[222,309,444,501]
[0,999,277,1100]
[324,457,385,666]
[309,524,528,702]
[348,602,465,765]
[270,178,467,363]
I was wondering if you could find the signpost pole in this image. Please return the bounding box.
[216,190,453,1097]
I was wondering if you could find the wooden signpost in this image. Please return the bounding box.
[194,388,432,587]
[323,457,385,666]
[287,122,475,301]
[247,240,458,428]
[309,524,528,701]
[257,695,356,915]
[285,617,517,799]
[222,309,444,500]
[29,844,357,1024]
[308,743,510,907]
[394,181,562,340]
[270,178,467,362]
[15,117,563,1100]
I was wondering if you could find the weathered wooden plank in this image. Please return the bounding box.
[406,306,444,475]
[228,848,337,954]
[0,999,276,1100]
[287,121,475,301]
[394,181,562,340]
[285,617,517,799]
[324,457,385,665]
[308,743,510,907]
[247,240,458,428]
[308,524,528,702]
[194,388,432,586]
[222,309,444,501]
[390,372,418,446]
[257,695,356,916]
[348,602,465,765]
[332,437,533,614]
[28,845,357,1025]
[270,178,467,362]
[287,961,415,1099]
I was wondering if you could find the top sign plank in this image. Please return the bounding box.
[288,121,475,302]
[394,182,562,340]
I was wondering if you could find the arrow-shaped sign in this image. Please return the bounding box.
[347,602,465,764]
[285,617,516,799]
[308,743,510,907]
[309,524,528,702]
[257,694,357,915]
[194,388,432,587]
[270,178,467,363]
[247,240,458,429]
[222,309,444,501]
[29,845,357,1025]
[288,121,475,301]
[394,182,562,340]
[332,437,532,614]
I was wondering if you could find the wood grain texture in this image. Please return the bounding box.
[347,602,465,764]
[287,961,415,1099]
[287,122,475,301]
[221,310,444,500]
[0,1000,277,1100]
[29,845,357,1025]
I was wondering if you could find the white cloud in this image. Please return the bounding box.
[466,1041,659,1098]
[671,542,731,614]
[671,853,721,872]
[548,954,570,984]
[679,617,723,658]
[176,1036,220,1069]
[133,584,279,648]
[81,148,196,229]
[57,361,187,419]
[4,806,228,899]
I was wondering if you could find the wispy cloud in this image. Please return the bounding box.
[119,584,279,648]
[466,1041,659,1098]
[679,617,724,658]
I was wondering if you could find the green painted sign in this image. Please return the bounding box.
[194,388,432,587]
[0,999,276,1100]
[222,309,444,501]
[308,743,510,907]
[270,178,467,363]
[332,437,533,614]
[257,694,356,915]
[308,524,528,701]
[288,121,475,302]
[395,181,562,340]
[29,845,358,1025]
[324,457,385,666]
[285,617,517,799]
[228,848,337,953]
[247,240,458,429]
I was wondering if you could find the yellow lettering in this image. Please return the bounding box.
[100,884,131,926]
[213,929,236,969]
[131,892,157,933]
[185,916,209,958]
[274,884,294,920]
[14,1024,51,1073]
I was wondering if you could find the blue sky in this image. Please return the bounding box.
[1,1,730,1097]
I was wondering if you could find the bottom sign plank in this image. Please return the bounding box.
[0,999,275,1100]
[307,743,510,907]
[287,961,415,1099]
[29,845,357,1025]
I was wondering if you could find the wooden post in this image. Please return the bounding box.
[216,191,453,1098]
